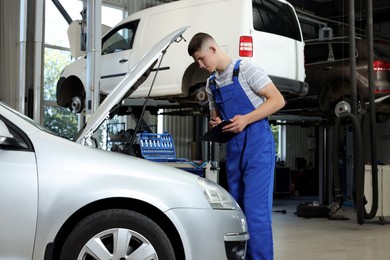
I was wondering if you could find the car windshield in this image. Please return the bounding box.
[374,42,390,59]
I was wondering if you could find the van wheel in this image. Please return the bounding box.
[59,209,176,260]
[196,86,208,105]
[71,96,84,113]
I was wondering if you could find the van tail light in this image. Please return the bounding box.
[239,36,253,57]
[373,60,390,71]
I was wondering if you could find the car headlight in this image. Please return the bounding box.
[198,177,239,210]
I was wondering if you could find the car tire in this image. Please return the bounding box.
[319,80,366,115]
[59,209,176,260]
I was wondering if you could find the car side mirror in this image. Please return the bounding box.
[0,119,13,144]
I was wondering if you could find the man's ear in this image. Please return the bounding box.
[209,45,217,54]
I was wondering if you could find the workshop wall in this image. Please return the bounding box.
[162,114,194,160]
[286,125,316,171]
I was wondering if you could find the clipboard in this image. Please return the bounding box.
[200,120,237,143]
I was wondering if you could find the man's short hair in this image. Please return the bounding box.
[187,32,214,56]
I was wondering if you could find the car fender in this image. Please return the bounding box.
[29,131,210,258]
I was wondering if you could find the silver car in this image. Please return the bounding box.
[0,27,248,260]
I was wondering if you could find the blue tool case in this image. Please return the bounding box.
[137,132,184,162]
[137,132,205,177]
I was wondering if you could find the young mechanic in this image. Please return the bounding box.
[188,33,285,260]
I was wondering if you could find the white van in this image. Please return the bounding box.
[57,0,308,113]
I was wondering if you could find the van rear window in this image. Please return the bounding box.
[252,0,301,41]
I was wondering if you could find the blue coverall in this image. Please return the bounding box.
[209,60,275,260]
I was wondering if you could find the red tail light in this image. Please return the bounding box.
[239,36,253,57]
[373,60,390,71]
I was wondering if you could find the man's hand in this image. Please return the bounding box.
[209,116,222,128]
[222,115,249,133]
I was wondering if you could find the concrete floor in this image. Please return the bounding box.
[272,197,390,260]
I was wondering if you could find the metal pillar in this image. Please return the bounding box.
[19,0,28,114]
[348,0,357,115]
[20,0,44,122]
[85,0,102,118]
[318,126,326,204]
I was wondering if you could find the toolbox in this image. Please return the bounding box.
[137,132,204,177]
[137,132,181,162]
[296,202,330,218]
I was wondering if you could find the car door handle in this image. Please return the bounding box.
[321,66,332,71]
[119,58,128,63]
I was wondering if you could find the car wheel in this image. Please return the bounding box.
[338,95,366,115]
[319,80,366,115]
[59,209,176,260]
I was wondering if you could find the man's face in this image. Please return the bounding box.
[192,45,216,73]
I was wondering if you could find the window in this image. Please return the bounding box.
[102,21,139,55]
[252,0,301,41]
[43,0,124,139]
[332,43,350,60]
[304,44,330,64]
[45,0,83,48]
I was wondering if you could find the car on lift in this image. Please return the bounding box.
[283,37,390,118]
[0,27,248,260]
[56,0,307,113]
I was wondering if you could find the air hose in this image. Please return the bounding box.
[361,115,378,221]
[335,0,378,224]
[332,101,365,224]
[332,100,378,225]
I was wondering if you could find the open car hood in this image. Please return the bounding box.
[75,26,189,144]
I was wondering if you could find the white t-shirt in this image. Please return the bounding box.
[206,59,272,111]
